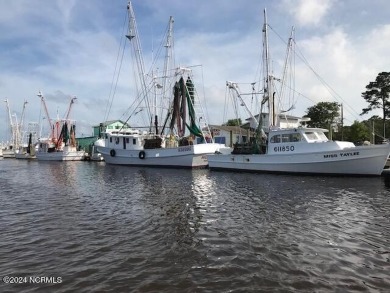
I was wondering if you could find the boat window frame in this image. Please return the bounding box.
[304,131,318,141]
[270,135,281,143]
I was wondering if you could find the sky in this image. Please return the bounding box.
[1,0,390,142]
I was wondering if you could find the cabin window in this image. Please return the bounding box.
[290,133,301,142]
[133,138,136,145]
[305,132,318,141]
[126,138,130,143]
[316,131,329,141]
[214,137,226,144]
[270,135,281,143]
[109,137,112,143]
[115,137,120,144]
[282,134,290,142]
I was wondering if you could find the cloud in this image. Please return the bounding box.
[281,0,334,26]
[290,22,390,124]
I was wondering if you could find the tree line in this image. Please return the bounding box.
[304,72,390,144]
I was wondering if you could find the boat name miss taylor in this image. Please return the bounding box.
[324,151,360,159]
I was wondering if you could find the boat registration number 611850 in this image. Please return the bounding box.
[274,146,295,152]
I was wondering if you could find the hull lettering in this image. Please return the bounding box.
[178,146,192,152]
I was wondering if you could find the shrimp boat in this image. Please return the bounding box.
[36,91,85,161]
[97,2,229,168]
[207,9,390,176]
[15,131,38,160]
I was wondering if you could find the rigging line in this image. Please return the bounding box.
[198,66,211,127]
[270,24,363,122]
[230,87,243,130]
[293,42,362,120]
[223,86,229,124]
[106,40,128,123]
[253,27,265,93]
[130,49,153,122]
[267,24,290,48]
[139,16,175,124]
[120,61,157,127]
[278,82,317,104]
[104,8,129,122]
[148,19,173,74]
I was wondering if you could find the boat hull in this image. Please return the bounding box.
[36,150,85,161]
[15,153,36,160]
[208,144,390,176]
[2,150,15,158]
[98,143,228,168]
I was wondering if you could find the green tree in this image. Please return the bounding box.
[361,72,390,138]
[224,118,242,126]
[347,121,370,143]
[361,115,390,143]
[304,102,340,133]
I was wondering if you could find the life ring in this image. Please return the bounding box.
[110,149,116,157]
[139,151,146,159]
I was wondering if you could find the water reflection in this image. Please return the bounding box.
[1,160,389,292]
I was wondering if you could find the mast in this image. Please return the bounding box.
[158,16,175,135]
[126,1,152,125]
[37,91,55,141]
[18,100,28,147]
[227,81,259,128]
[37,91,52,131]
[63,96,77,121]
[279,27,295,119]
[4,99,14,146]
[262,9,274,129]
[162,16,174,115]
[62,96,77,146]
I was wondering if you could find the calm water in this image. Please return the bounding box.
[0,159,389,293]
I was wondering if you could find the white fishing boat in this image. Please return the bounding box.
[98,68,229,168]
[207,9,390,176]
[208,126,390,175]
[15,143,37,160]
[15,141,37,160]
[2,148,15,158]
[3,99,21,159]
[97,2,229,168]
[15,120,40,160]
[36,138,84,161]
[35,91,85,161]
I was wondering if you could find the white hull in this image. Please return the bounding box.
[36,150,85,161]
[208,144,390,176]
[2,150,15,158]
[90,145,104,161]
[15,153,36,160]
[98,143,228,168]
